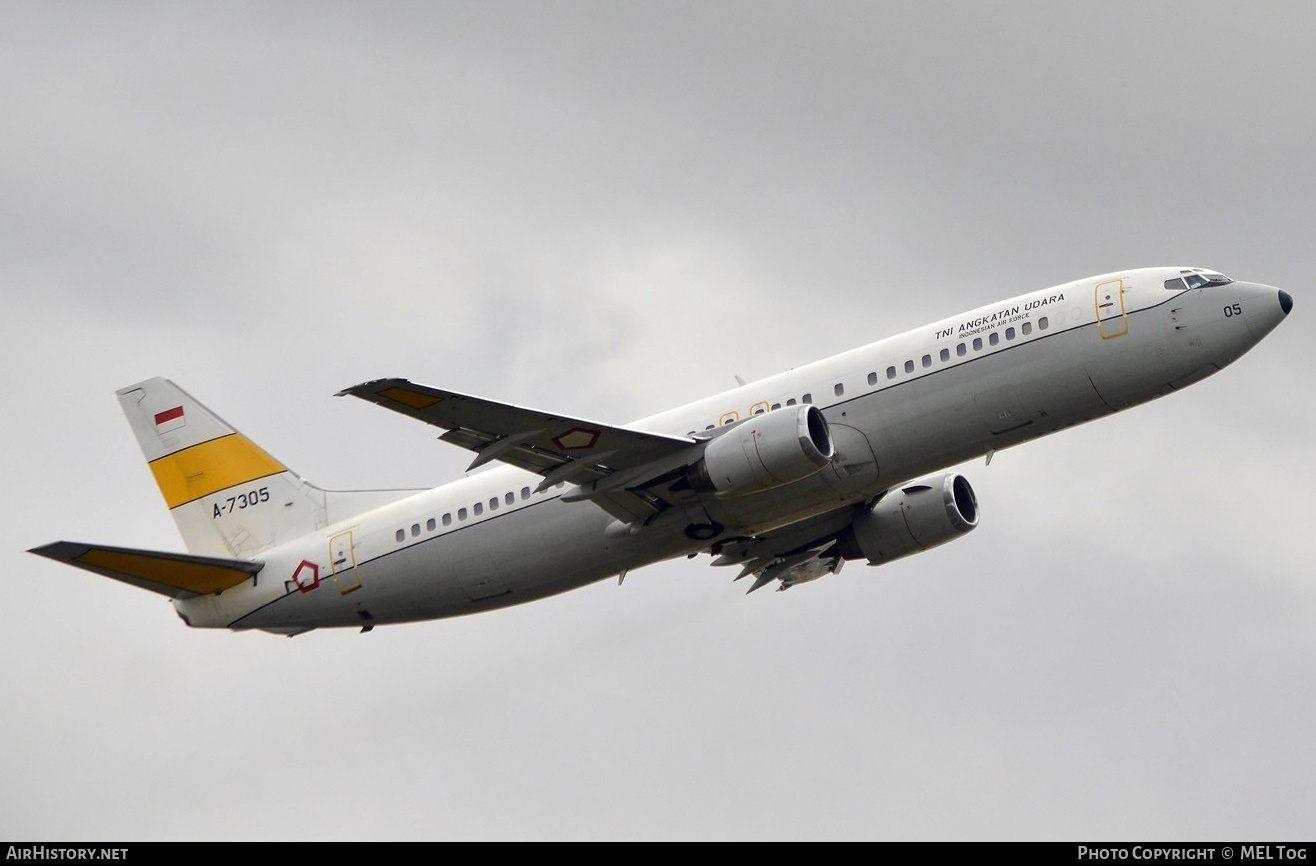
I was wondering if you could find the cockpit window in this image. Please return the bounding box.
[1170,271,1233,290]
[1185,273,1233,288]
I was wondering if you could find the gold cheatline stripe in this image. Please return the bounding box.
[78,548,253,595]
[148,433,286,509]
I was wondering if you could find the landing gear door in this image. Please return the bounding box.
[330,530,361,594]
[1096,279,1129,339]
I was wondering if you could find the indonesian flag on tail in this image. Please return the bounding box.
[154,405,185,434]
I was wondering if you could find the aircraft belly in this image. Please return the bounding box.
[236,499,692,628]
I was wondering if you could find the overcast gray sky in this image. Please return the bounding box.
[2,0,1312,841]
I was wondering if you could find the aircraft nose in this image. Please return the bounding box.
[1235,281,1291,342]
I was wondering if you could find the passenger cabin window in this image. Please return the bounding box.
[802,393,812,404]
[956,343,966,357]
[489,497,498,511]
[886,366,897,379]
[396,529,405,543]
[1039,317,1049,330]
[427,518,436,532]
[521,487,531,500]
[443,513,452,526]
[1006,327,1015,340]
[771,402,781,410]
[973,337,983,351]
[868,372,878,386]
[904,360,914,374]
[786,398,797,406]
[834,383,844,397]
[921,354,931,368]
[474,502,483,516]
[940,348,950,362]
[410,523,419,537]
[989,333,999,346]
[505,492,514,506]
[1022,322,1032,336]
[458,507,468,521]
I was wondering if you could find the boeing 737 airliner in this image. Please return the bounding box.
[31,267,1292,635]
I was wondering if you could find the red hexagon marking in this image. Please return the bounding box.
[291,559,320,593]
[552,426,601,451]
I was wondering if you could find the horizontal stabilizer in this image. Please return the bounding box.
[29,542,262,599]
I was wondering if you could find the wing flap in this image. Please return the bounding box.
[707,507,859,592]
[29,542,262,598]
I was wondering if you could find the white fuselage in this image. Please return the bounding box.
[174,268,1290,633]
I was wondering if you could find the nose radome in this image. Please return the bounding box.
[1237,282,1291,343]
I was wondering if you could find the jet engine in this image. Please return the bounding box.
[688,405,835,496]
[835,473,979,566]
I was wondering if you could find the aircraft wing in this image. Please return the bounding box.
[339,378,700,522]
[29,541,262,599]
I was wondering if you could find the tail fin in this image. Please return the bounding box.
[117,378,416,558]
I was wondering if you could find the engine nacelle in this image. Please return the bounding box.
[689,405,835,496]
[835,473,979,566]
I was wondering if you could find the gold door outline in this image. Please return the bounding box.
[1095,279,1129,339]
[329,530,361,594]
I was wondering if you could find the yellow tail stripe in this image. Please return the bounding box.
[148,433,286,509]
[77,547,253,595]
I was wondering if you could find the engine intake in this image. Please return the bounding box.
[835,473,979,566]
[689,405,835,496]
